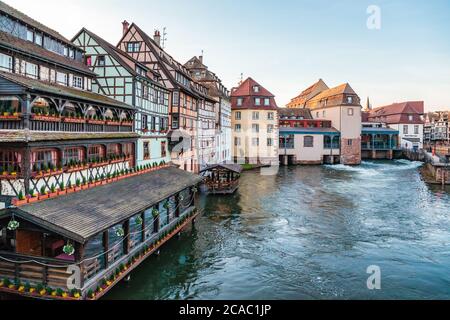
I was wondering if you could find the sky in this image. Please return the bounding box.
[7,0,450,111]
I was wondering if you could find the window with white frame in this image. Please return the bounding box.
[0,53,12,72]
[237,98,243,106]
[127,42,141,53]
[26,29,34,42]
[252,111,259,120]
[25,62,38,79]
[403,125,408,134]
[267,112,274,120]
[56,72,68,85]
[235,124,241,132]
[35,33,43,46]
[235,112,241,120]
[267,138,273,146]
[72,75,83,89]
[267,124,274,133]
[252,124,259,133]
[255,98,261,106]
[252,138,259,146]
[264,98,270,106]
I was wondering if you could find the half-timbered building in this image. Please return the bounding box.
[185,55,232,166]
[72,28,171,167]
[117,22,202,172]
[0,2,203,300]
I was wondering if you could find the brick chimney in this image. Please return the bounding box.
[199,55,203,64]
[122,20,129,36]
[154,30,161,46]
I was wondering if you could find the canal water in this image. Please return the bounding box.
[106,160,450,300]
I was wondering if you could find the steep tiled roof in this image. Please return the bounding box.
[0,1,73,45]
[0,71,133,109]
[11,166,202,242]
[368,101,425,124]
[287,79,329,108]
[0,31,93,75]
[309,83,357,102]
[231,77,275,97]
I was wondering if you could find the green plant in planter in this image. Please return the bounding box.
[59,182,65,191]
[36,283,44,292]
[18,190,25,201]
[56,288,64,297]
[88,177,93,184]
[76,178,81,187]
[87,289,94,299]
[82,176,87,185]
[67,181,72,189]
[135,216,143,225]
[40,185,46,195]
[63,242,75,256]
[50,183,56,193]
[152,208,159,218]
[115,227,125,237]
[106,172,111,179]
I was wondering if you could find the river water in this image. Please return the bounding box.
[106,160,450,300]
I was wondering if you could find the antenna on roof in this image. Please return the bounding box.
[161,27,168,49]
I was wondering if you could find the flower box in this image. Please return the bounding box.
[0,114,21,121]
[38,193,49,200]
[63,117,86,124]
[89,162,109,168]
[66,188,76,194]
[65,165,89,173]
[57,189,67,196]
[81,184,89,190]
[121,121,133,127]
[27,196,39,204]
[110,158,126,164]
[31,114,61,122]
[106,121,121,126]
[32,170,63,179]
[74,186,82,192]
[0,173,19,179]
[48,191,58,198]
[12,198,28,206]
[87,119,105,125]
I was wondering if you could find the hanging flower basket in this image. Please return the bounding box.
[115,227,125,237]
[163,201,170,210]
[7,218,19,231]
[152,209,160,218]
[135,216,143,225]
[63,243,75,256]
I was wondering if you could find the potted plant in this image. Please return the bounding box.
[66,181,74,194]
[58,182,66,195]
[13,190,27,206]
[27,188,39,204]
[49,183,58,198]
[75,178,82,192]
[39,186,48,200]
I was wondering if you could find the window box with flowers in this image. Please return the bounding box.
[31,113,61,122]
[121,120,133,127]
[106,119,121,126]
[0,165,20,179]
[64,160,88,173]
[63,116,86,124]
[0,112,21,121]
[32,163,63,178]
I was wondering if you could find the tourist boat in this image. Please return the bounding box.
[200,164,242,195]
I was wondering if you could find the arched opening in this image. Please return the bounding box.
[0,96,21,115]
[31,97,58,116]
[61,102,83,118]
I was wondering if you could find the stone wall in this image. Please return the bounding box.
[341,138,361,165]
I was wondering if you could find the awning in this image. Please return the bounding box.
[6,166,203,243]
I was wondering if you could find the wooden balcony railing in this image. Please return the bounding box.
[0,115,133,133]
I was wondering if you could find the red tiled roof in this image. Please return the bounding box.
[368,101,425,124]
[230,77,278,110]
[231,77,275,97]
[287,79,329,107]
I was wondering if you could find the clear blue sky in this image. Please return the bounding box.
[9,0,450,110]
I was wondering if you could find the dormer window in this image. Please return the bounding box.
[255,98,261,106]
[264,98,270,106]
[409,115,413,121]
[69,48,75,59]
[237,98,243,106]
[253,85,260,93]
[63,46,68,57]
[347,96,353,104]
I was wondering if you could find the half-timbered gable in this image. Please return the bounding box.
[118,22,201,172]
[72,28,171,167]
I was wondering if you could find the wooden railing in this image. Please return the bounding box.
[0,254,71,289]
[0,116,133,133]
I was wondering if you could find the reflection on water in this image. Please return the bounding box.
[106,160,450,300]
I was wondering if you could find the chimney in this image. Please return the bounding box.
[199,55,203,64]
[122,20,129,36]
[154,30,161,46]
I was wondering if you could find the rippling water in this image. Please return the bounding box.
[106,160,450,300]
